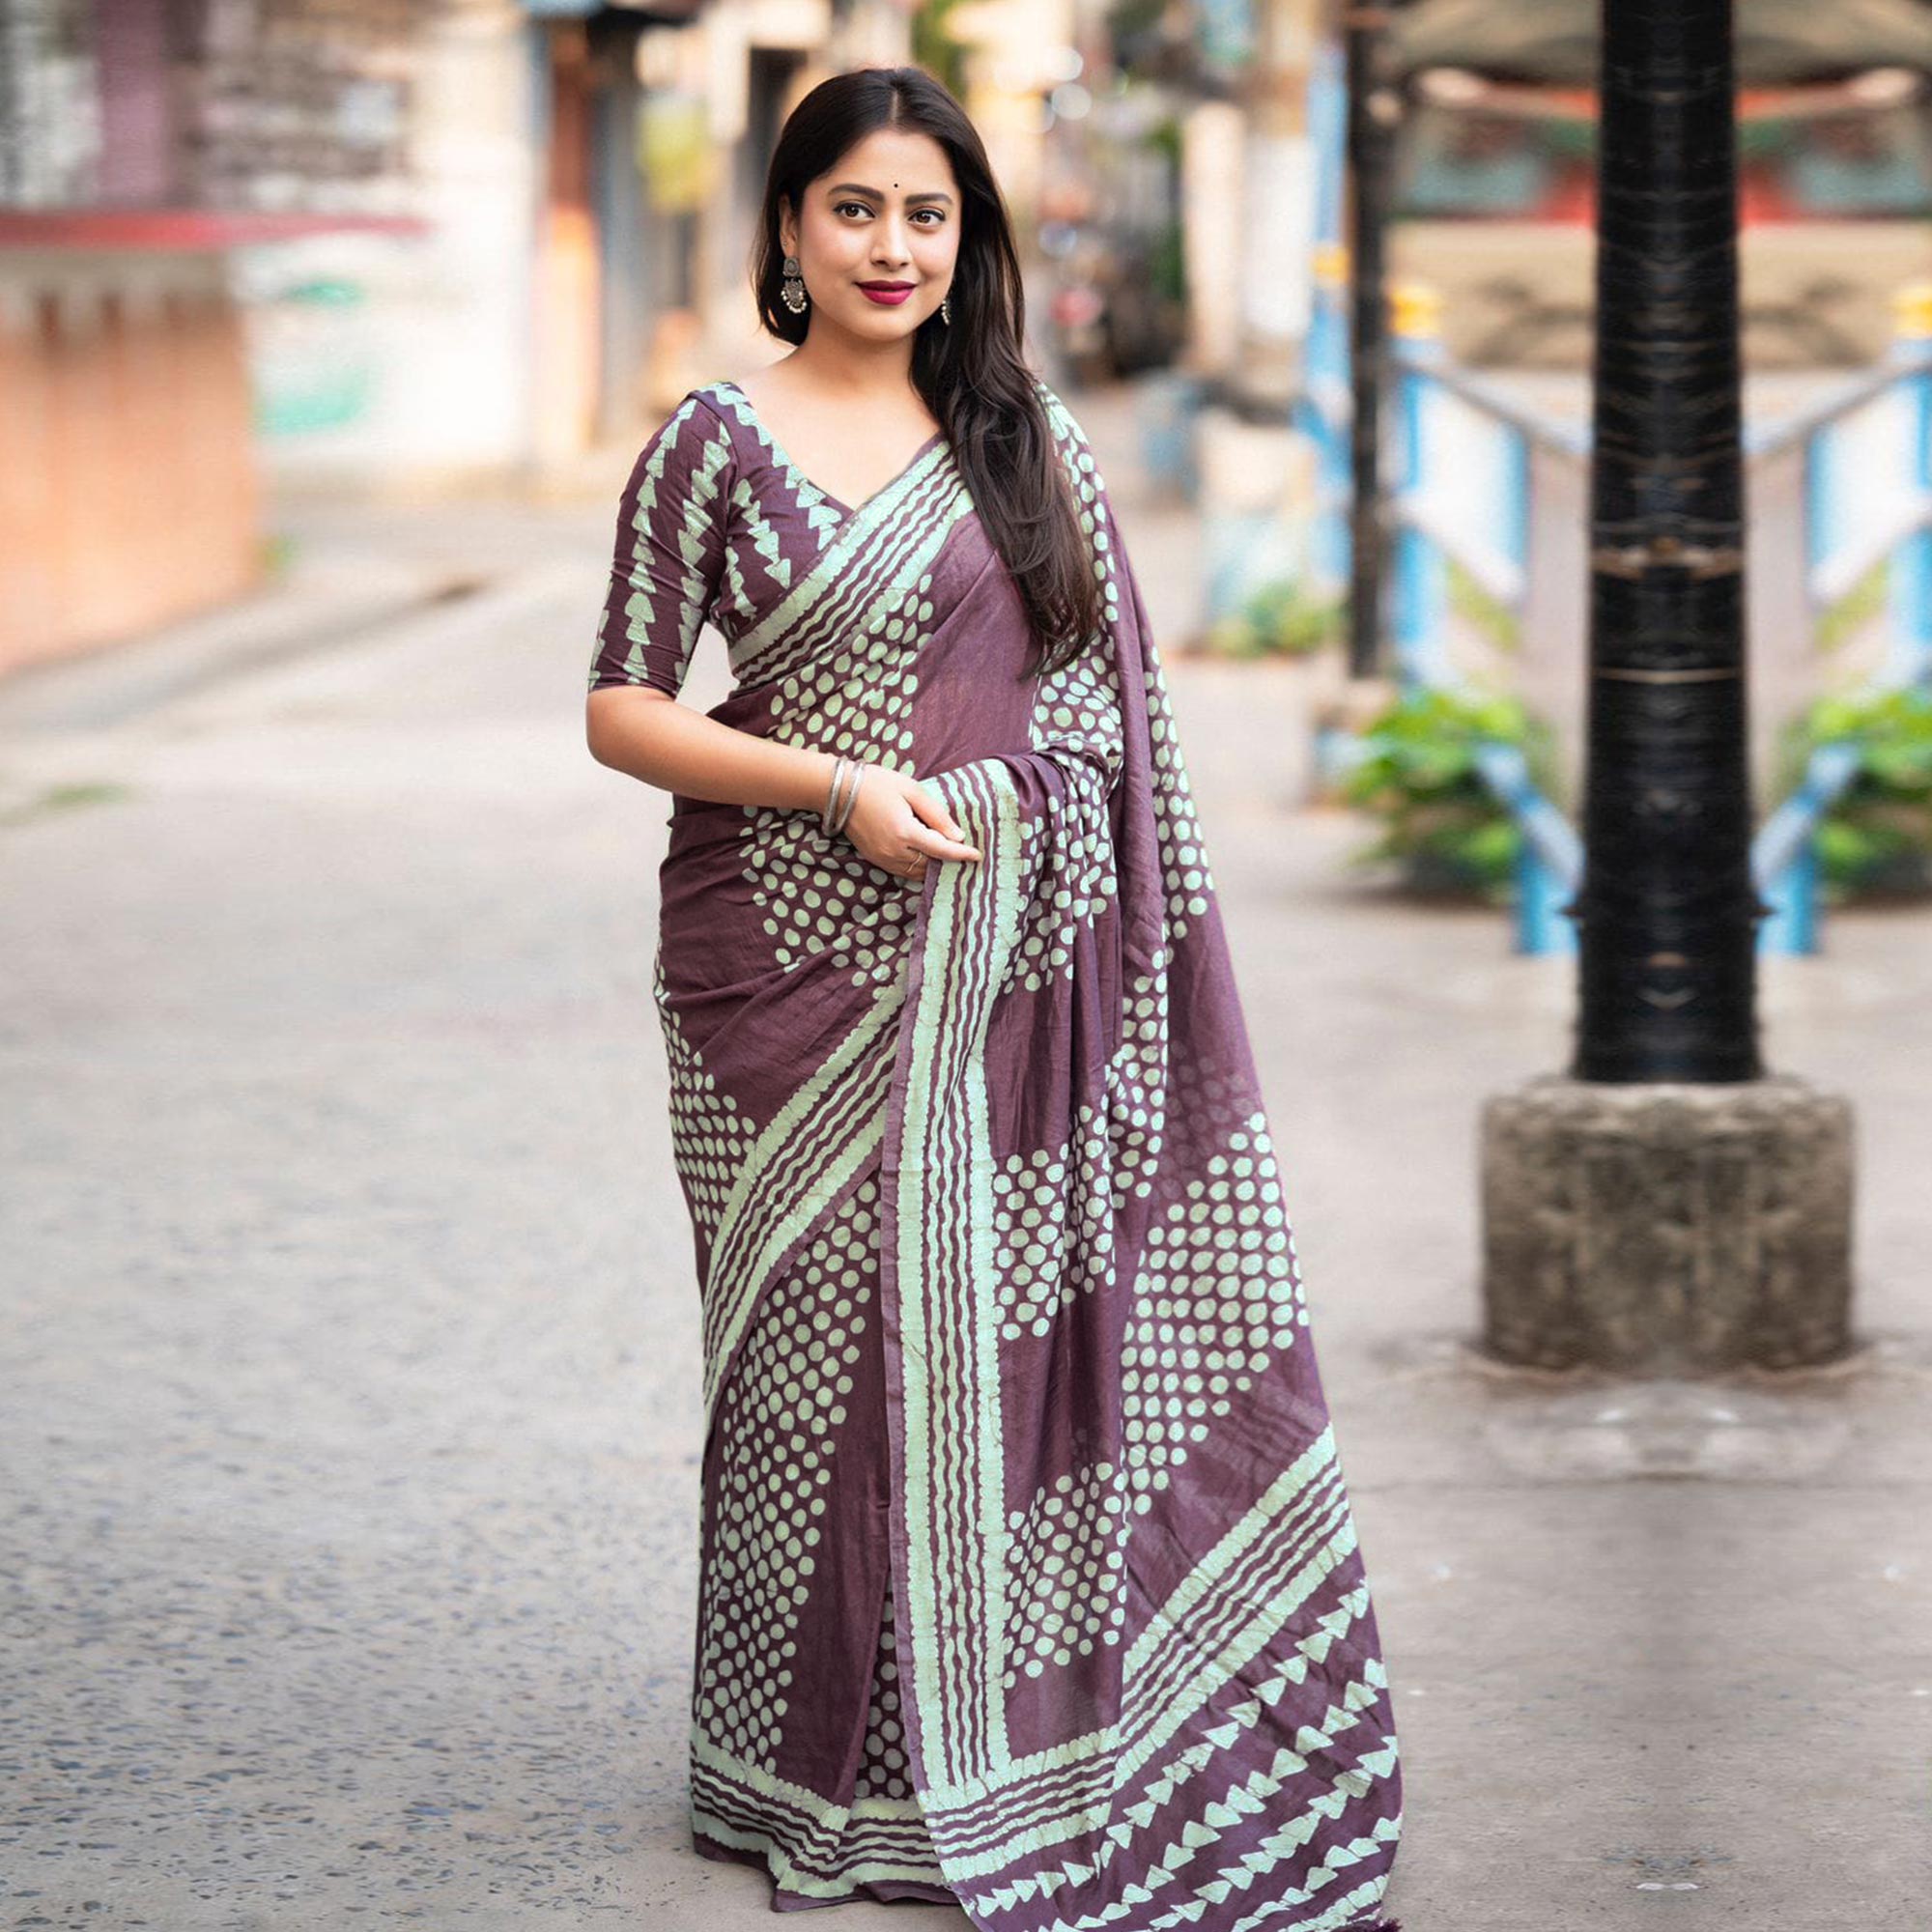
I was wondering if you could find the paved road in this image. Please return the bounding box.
[3,387,1929,1930]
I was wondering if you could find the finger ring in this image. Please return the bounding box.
[902,855,924,875]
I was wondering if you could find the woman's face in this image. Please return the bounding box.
[781,127,960,341]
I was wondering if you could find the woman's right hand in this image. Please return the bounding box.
[839,762,983,880]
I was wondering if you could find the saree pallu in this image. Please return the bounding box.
[589,377,1404,1931]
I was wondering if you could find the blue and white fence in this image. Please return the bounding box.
[1308,279,1932,956]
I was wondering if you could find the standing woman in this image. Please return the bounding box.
[585,66,1404,1932]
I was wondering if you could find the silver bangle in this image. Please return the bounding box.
[833,760,867,834]
[821,755,850,833]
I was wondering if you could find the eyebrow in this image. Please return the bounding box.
[825,182,953,206]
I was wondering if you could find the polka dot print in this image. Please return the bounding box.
[854,1567,913,1800]
[733,576,946,986]
[1035,399,1127,786]
[1106,954,1171,1208]
[1037,384,1218,946]
[1003,764,1118,997]
[1009,397,1128,997]
[734,810,922,988]
[1002,1462,1131,1686]
[656,952,758,1245]
[1031,637,1124,796]
[1149,665,1218,943]
[764,582,928,770]
[693,1179,879,1772]
[990,1110,1114,1342]
[1120,1114,1307,1515]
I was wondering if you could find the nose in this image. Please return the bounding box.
[872,213,912,264]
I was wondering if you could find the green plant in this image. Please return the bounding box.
[1340,684,1557,900]
[1777,682,1932,897]
[1204,577,1343,660]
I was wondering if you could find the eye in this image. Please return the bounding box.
[830,200,945,225]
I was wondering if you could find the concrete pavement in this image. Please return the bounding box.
[2,384,1929,1930]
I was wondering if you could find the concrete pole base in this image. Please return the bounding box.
[1478,1071,1855,1374]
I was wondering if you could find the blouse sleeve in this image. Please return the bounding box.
[587,392,735,698]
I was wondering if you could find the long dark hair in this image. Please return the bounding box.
[750,66,1101,680]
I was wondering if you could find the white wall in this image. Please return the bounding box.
[232,1,542,490]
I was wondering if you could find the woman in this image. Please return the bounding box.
[585,66,1404,1932]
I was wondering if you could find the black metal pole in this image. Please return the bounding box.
[1345,5,1391,682]
[1571,0,1763,1081]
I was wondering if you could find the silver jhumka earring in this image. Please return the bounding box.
[940,293,952,326]
[781,255,808,315]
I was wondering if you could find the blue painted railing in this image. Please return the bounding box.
[1304,286,1932,956]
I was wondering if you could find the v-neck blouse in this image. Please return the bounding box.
[586,381,952,701]
[708,377,947,521]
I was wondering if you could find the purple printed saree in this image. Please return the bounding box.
[588,374,1404,1932]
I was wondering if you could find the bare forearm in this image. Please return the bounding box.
[585,687,836,813]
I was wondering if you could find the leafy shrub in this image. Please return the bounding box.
[1778,684,1932,897]
[1205,577,1343,660]
[1341,685,1557,900]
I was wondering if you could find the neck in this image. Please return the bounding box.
[781,325,917,397]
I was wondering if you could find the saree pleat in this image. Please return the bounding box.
[590,377,1404,1930]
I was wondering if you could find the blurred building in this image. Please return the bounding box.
[0,0,437,668]
[522,0,923,462]
[2,0,1274,671]
[0,0,930,671]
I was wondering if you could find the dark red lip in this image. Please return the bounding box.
[858,282,915,290]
